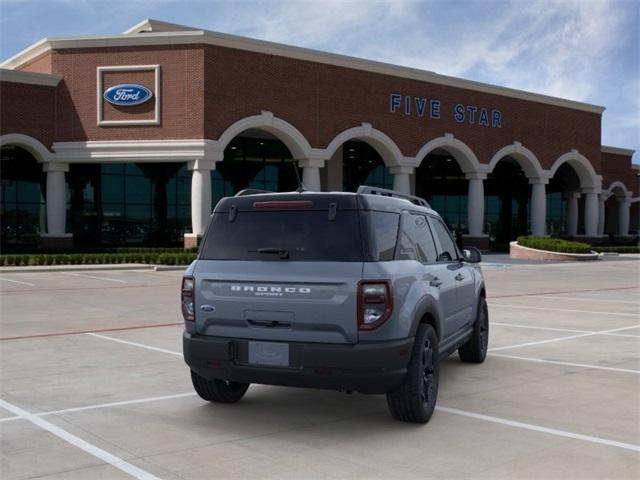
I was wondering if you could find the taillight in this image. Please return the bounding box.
[358,280,393,330]
[181,276,195,322]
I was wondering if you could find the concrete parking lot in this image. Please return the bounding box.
[0,257,639,479]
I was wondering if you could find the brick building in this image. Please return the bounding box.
[0,19,637,250]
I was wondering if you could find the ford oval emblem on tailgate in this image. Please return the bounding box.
[200,305,215,312]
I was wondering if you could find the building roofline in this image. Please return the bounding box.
[601,145,636,157]
[0,22,606,114]
[0,68,62,87]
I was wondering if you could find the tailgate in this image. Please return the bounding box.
[194,260,363,344]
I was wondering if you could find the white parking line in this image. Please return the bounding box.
[0,277,36,287]
[529,295,640,305]
[86,332,182,356]
[492,321,640,338]
[0,398,161,480]
[0,392,196,424]
[489,324,640,352]
[61,272,128,284]
[490,353,640,374]
[436,406,640,453]
[489,303,640,318]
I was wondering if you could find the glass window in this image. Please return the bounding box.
[430,217,459,262]
[201,211,363,262]
[412,215,438,263]
[368,211,399,261]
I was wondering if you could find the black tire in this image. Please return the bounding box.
[190,370,249,403]
[386,324,439,423]
[458,296,489,363]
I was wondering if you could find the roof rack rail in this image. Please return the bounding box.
[356,185,431,208]
[234,188,273,197]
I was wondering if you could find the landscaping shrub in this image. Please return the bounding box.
[0,251,198,266]
[594,245,640,254]
[517,236,592,254]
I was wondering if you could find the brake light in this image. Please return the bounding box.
[253,200,313,209]
[358,280,393,330]
[181,276,195,322]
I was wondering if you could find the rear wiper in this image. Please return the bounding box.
[249,247,290,260]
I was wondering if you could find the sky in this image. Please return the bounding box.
[0,0,638,156]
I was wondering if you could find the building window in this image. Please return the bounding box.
[0,146,46,248]
[342,141,393,192]
[212,135,298,207]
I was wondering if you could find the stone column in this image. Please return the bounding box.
[466,173,486,237]
[529,178,547,237]
[390,166,414,195]
[617,196,631,236]
[565,192,580,237]
[583,190,599,237]
[299,159,324,192]
[185,159,214,249]
[597,194,607,236]
[40,162,73,248]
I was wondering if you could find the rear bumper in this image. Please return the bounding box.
[183,332,413,394]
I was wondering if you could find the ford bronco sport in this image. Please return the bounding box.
[182,186,488,423]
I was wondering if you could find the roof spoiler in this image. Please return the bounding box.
[357,185,430,208]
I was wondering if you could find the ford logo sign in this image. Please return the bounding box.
[103,84,152,106]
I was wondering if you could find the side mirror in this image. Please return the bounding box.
[462,246,482,263]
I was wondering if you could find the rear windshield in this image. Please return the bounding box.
[200,210,364,261]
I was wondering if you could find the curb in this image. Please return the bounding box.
[509,241,600,262]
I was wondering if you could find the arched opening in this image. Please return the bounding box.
[340,140,393,192]
[213,129,299,204]
[604,183,630,237]
[415,149,467,235]
[0,145,46,249]
[485,157,531,246]
[546,164,581,236]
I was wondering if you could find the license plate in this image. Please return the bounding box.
[248,341,289,367]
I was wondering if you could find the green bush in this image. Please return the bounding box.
[594,245,640,254]
[0,251,197,267]
[517,236,593,254]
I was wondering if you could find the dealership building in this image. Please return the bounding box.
[0,19,637,250]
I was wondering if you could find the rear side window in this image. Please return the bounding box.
[201,211,363,262]
[368,211,399,261]
[430,217,459,262]
[397,213,437,263]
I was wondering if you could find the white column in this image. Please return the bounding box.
[390,166,414,195]
[597,194,606,236]
[466,173,486,237]
[188,159,214,237]
[298,159,324,192]
[529,178,547,237]
[617,196,631,236]
[566,192,580,237]
[43,162,69,236]
[583,190,599,237]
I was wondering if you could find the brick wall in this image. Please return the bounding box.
[601,152,637,195]
[0,80,56,149]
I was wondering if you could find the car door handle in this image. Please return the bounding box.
[430,277,443,287]
[455,273,465,281]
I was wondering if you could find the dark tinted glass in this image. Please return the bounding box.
[368,211,399,261]
[412,215,438,263]
[201,211,363,261]
[431,218,459,261]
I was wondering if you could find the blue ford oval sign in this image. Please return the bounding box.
[103,84,152,106]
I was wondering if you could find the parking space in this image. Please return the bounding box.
[1,258,639,479]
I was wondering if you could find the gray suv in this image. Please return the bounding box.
[182,186,488,423]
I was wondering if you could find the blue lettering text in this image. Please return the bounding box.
[389,93,401,113]
[454,104,465,123]
[479,108,489,126]
[414,97,427,117]
[430,100,440,119]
